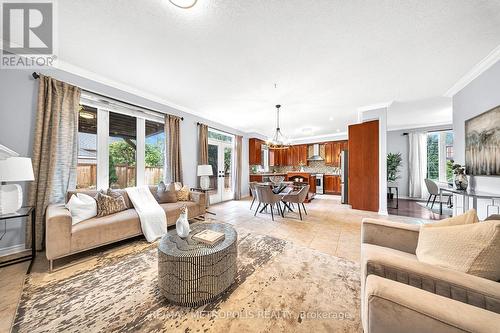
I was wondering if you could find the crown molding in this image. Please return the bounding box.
[357,101,394,112]
[387,121,452,132]
[444,44,500,97]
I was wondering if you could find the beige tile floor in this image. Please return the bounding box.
[0,195,426,333]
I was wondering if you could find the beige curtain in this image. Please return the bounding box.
[233,135,243,200]
[165,114,183,184]
[198,123,208,165]
[28,75,81,250]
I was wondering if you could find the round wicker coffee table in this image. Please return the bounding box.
[158,223,237,307]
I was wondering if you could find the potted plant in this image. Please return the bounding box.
[451,161,468,190]
[387,152,402,199]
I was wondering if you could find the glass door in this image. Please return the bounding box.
[208,131,234,204]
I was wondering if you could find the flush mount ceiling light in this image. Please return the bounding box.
[266,105,291,150]
[169,0,197,9]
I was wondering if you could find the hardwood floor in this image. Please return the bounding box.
[387,198,452,220]
[0,195,432,333]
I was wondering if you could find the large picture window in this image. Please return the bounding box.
[145,120,165,185]
[109,112,137,189]
[427,130,454,183]
[77,105,98,189]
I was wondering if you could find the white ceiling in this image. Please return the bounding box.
[57,0,500,138]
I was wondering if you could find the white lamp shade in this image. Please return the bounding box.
[0,157,35,182]
[197,164,213,177]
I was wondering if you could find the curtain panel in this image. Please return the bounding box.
[197,123,209,187]
[28,75,81,250]
[165,114,183,184]
[408,132,428,199]
[233,135,243,200]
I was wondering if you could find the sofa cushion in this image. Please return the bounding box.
[65,193,97,225]
[426,209,478,227]
[67,189,134,209]
[71,209,142,253]
[95,191,127,217]
[156,182,178,204]
[176,185,190,201]
[416,220,500,281]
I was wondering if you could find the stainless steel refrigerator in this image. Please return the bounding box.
[341,150,348,204]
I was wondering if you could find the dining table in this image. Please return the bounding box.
[439,185,500,216]
[255,181,299,214]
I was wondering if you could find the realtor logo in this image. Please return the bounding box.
[1,0,56,68]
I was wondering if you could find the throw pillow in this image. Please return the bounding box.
[176,185,190,201]
[425,209,478,228]
[416,219,500,281]
[65,193,97,225]
[156,181,178,204]
[95,191,127,217]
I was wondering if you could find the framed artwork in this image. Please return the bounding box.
[465,105,500,176]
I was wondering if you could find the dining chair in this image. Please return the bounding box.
[254,185,283,221]
[248,182,258,210]
[424,178,452,209]
[282,185,310,220]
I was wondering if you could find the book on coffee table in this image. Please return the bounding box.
[193,229,225,245]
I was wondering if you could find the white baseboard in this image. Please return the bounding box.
[0,243,26,257]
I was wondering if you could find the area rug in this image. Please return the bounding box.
[12,225,362,333]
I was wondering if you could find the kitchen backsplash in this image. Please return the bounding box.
[272,161,341,175]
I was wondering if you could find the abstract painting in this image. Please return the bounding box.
[465,105,500,176]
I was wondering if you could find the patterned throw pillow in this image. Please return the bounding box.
[176,185,190,201]
[156,181,178,204]
[95,191,127,217]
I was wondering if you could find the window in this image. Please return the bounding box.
[77,105,98,189]
[108,112,137,189]
[145,120,165,185]
[426,133,439,181]
[427,130,454,183]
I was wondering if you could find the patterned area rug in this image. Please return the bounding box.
[13,225,361,333]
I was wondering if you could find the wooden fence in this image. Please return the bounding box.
[77,164,163,189]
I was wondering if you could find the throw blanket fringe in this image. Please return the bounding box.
[125,186,167,242]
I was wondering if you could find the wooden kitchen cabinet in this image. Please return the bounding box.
[249,138,264,165]
[324,175,341,195]
[297,144,308,165]
[324,142,334,165]
[324,140,348,167]
[249,175,263,182]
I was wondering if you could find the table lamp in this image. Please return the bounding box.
[0,157,35,214]
[197,165,213,190]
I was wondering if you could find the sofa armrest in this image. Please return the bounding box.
[45,204,72,260]
[362,218,420,254]
[190,191,206,214]
[362,244,500,314]
[364,275,500,333]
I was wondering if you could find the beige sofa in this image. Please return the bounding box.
[46,186,205,271]
[361,218,500,333]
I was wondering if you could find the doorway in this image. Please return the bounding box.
[208,130,234,204]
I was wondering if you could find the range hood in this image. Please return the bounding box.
[307,144,324,161]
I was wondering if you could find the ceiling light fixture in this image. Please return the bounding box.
[266,105,290,150]
[169,0,197,9]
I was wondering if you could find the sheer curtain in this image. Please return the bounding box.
[28,75,81,250]
[408,132,428,199]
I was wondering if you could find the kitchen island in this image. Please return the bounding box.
[286,172,316,202]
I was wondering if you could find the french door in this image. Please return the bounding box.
[208,138,234,204]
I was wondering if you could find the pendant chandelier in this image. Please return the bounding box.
[266,104,290,150]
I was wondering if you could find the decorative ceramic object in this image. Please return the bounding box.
[176,205,191,238]
[455,173,468,191]
[452,162,468,191]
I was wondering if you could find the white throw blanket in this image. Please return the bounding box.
[125,186,168,242]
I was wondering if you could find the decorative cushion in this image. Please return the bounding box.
[416,214,500,281]
[156,181,177,204]
[65,193,97,225]
[426,209,478,227]
[176,185,190,201]
[95,191,127,217]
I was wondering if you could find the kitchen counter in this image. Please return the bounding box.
[250,172,287,176]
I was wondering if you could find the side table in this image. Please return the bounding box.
[0,207,35,273]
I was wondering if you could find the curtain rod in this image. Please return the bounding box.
[32,72,183,121]
[197,122,238,137]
